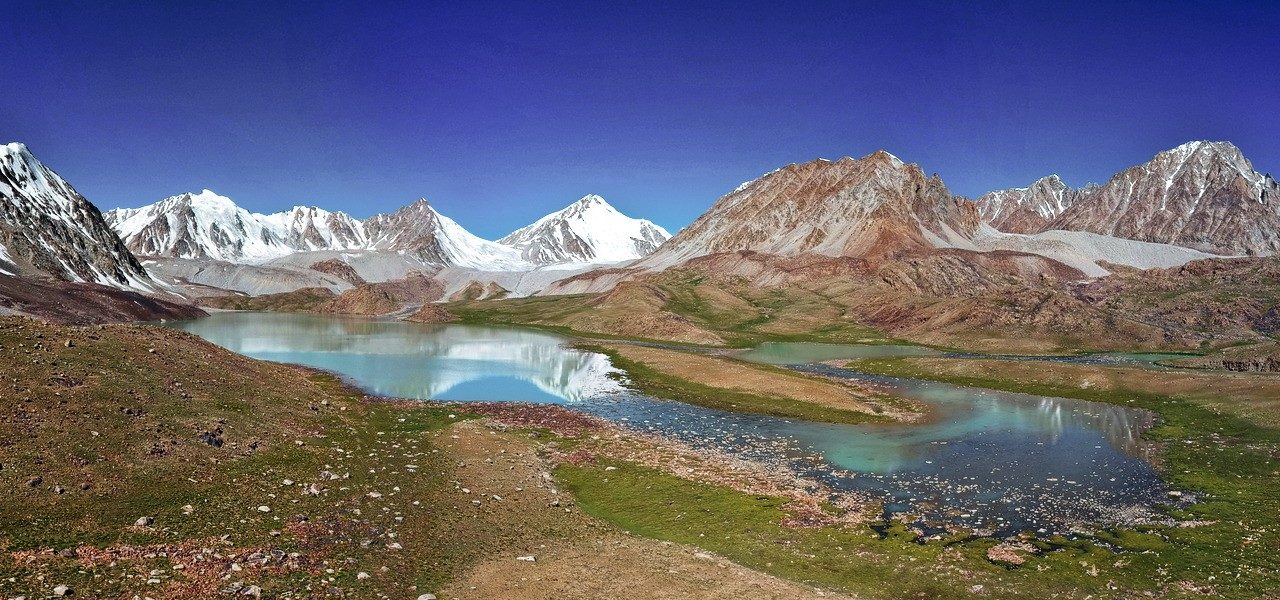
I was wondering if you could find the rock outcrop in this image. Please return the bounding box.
[977,141,1279,256]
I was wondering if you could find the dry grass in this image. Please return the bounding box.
[597,342,910,420]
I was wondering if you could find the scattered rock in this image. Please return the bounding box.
[26,476,42,487]
[134,516,154,527]
[516,555,536,562]
[418,594,438,600]
[357,571,371,580]
[986,541,1036,566]
[52,584,73,597]
[199,429,225,448]
[257,505,271,513]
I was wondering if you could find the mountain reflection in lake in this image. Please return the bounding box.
[172,312,1166,535]
[172,313,624,403]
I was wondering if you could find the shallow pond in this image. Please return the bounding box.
[173,312,1167,535]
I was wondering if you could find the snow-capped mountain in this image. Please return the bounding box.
[108,191,669,272]
[635,150,980,269]
[977,141,1279,255]
[499,194,670,265]
[0,142,157,290]
[106,190,370,263]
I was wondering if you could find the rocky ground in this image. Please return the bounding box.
[0,317,850,599]
[0,273,204,324]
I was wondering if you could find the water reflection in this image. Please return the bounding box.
[171,313,1167,534]
[172,313,623,403]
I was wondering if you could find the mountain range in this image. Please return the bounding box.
[104,190,670,271]
[1,138,1276,328]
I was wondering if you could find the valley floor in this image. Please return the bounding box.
[2,315,1278,599]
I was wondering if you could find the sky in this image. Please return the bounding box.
[2,1,1276,238]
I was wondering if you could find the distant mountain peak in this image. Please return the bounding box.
[862,149,906,168]
[106,189,670,270]
[635,150,978,269]
[499,194,671,266]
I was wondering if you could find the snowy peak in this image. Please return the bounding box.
[0,142,156,290]
[499,195,671,265]
[107,190,312,263]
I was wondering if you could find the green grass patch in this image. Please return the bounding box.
[578,343,887,425]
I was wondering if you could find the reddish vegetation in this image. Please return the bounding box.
[0,273,204,324]
[449,402,608,436]
[404,303,457,323]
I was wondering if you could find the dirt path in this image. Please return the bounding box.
[436,420,851,600]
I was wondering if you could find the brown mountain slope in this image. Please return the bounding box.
[977,141,1280,255]
[0,274,203,324]
[637,151,981,270]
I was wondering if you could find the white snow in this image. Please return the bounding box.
[107,191,669,274]
[1,142,164,291]
[0,242,14,275]
[498,194,671,265]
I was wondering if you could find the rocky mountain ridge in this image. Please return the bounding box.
[0,143,157,290]
[976,141,1279,255]
[635,151,980,270]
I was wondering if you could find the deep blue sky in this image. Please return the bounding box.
[3,1,1276,238]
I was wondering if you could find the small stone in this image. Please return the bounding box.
[257,505,271,513]
[134,516,154,527]
[52,584,73,597]
[241,585,261,597]
[516,555,536,562]
[357,571,371,580]
[182,504,195,515]
[418,594,438,600]
[282,479,294,486]
[26,476,42,487]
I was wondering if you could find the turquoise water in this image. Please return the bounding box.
[172,312,1167,534]
[172,313,624,404]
